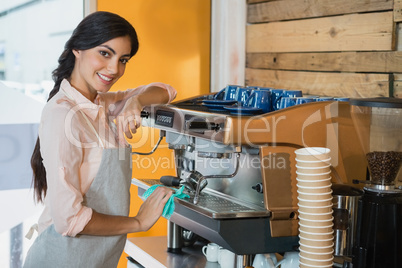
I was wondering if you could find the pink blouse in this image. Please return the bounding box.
[37,79,177,237]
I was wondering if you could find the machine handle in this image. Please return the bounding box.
[140,110,149,118]
[160,176,181,187]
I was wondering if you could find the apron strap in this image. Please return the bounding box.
[25,223,38,240]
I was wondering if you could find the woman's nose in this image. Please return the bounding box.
[107,60,119,74]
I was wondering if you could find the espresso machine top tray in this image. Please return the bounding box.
[132,178,270,219]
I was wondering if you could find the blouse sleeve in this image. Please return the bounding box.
[99,82,177,114]
[39,103,93,237]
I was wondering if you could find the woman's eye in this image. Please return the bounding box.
[100,51,110,57]
[120,58,129,64]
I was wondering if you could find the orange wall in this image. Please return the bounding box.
[96,1,211,267]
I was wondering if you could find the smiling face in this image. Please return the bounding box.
[70,35,132,101]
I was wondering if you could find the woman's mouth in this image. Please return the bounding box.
[97,73,113,83]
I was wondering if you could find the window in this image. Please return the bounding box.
[0,0,85,102]
[0,1,87,267]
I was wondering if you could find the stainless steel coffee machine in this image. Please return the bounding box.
[349,98,402,268]
[134,94,367,266]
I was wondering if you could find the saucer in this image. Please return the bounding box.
[203,103,227,111]
[202,99,238,105]
[223,105,262,115]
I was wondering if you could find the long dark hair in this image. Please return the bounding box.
[31,11,139,202]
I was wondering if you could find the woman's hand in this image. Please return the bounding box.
[135,186,173,232]
[115,96,143,140]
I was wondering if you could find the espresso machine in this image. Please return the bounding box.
[349,98,402,268]
[133,94,367,266]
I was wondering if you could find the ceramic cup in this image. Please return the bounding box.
[270,89,284,110]
[276,251,300,268]
[283,90,303,98]
[334,97,349,102]
[235,86,252,105]
[252,253,277,268]
[202,243,220,262]
[245,89,272,113]
[274,90,302,110]
[214,84,240,100]
[218,248,236,268]
[279,97,297,109]
[314,97,334,102]
[296,97,315,105]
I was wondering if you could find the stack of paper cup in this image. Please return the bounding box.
[295,147,334,268]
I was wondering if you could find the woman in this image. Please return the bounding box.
[24,11,175,267]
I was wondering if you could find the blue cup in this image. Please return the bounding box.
[258,87,274,91]
[235,87,252,105]
[334,97,349,102]
[214,85,240,100]
[296,97,315,105]
[272,90,302,111]
[315,97,334,102]
[270,89,284,111]
[283,90,303,98]
[246,86,260,90]
[245,89,272,113]
[279,97,297,109]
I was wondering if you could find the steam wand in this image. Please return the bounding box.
[192,153,241,205]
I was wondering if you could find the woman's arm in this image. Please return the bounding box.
[80,186,172,236]
[114,84,175,140]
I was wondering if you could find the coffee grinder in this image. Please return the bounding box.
[349,98,402,268]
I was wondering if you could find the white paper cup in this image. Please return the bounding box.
[296,171,332,180]
[296,157,331,167]
[298,222,334,233]
[299,263,333,268]
[298,196,333,207]
[299,255,334,266]
[298,211,333,221]
[299,229,334,240]
[298,203,333,213]
[297,177,332,187]
[299,241,334,254]
[297,184,332,194]
[298,216,334,227]
[297,190,333,200]
[295,147,331,161]
[299,247,334,259]
[299,236,334,248]
[296,164,331,174]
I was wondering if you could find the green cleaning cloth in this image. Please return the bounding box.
[142,185,189,220]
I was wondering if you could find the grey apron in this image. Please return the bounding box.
[24,96,132,268]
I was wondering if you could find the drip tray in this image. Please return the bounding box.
[133,178,270,219]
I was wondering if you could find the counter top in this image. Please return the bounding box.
[125,236,220,268]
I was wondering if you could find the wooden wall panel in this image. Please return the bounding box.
[246,0,401,98]
[247,51,402,73]
[248,0,392,23]
[394,0,402,22]
[392,74,402,98]
[247,12,394,53]
[245,69,390,98]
